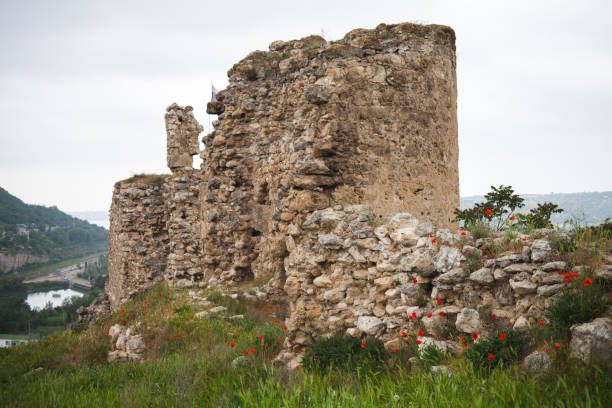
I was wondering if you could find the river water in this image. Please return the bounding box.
[26,289,84,310]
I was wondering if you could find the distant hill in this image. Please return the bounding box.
[460,191,612,225]
[0,187,107,272]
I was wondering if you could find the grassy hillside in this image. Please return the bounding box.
[0,187,107,266]
[0,279,610,407]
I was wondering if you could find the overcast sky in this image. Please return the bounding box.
[0,0,610,212]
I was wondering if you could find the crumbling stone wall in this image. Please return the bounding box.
[202,22,458,289]
[107,177,170,309]
[164,104,203,287]
[276,205,570,366]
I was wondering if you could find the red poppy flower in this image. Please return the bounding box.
[431,239,436,243]
[460,337,464,341]
[565,277,571,283]
[402,332,407,337]
[230,342,235,347]
[278,338,283,342]
[472,333,478,340]
[395,348,398,353]
[491,314,496,319]
[47,337,51,341]
[429,234,433,238]
[467,250,472,254]
[584,278,592,286]
[295,365,300,370]
[557,270,563,275]
[388,344,394,348]
[438,312,444,317]
[521,237,526,241]
[539,321,545,326]
[250,349,255,353]
[144,311,148,314]
[283,325,288,330]
[106,322,110,325]
[409,337,413,340]
[361,342,366,348]
[137,309,141,313]
[178,334,182,338]
[462,343,467,347]
[166,292,170,296]
[243,351,248,355]
[121,310,125,315]
[437,298,441,303]
[274,320,278,324]
[499,333,506,340]
[412,312,417,318]
[416,340,422,344]
[259,335,263,339]
[121,321,125,325]
[173,335,177,338]
[564,274,570,278]
[158,293,162,297]
[427,314,432,318]
[418,330,424,337]
[485,209,493,216]
[409,315,413,320]
[461,231,467,236]
[488,354,494,362]
[509,215,515,221]
[554,343,561,349]
[413,279,418,284]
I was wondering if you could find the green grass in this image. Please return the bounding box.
[1,284,610,407]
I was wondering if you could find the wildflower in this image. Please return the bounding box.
[431,239,436,243]
[488,354,494,362]
[491,314,496,319]
[584,278,592,286]
[243,351,248,355]
[412,312,417,318]
[557,270,563,275]
[564,274,570,278]
[569,273,580,278]
[283,325,288,330]
[394,348,398,353]
[565,277,571,283]
[121,321,125,325]
[539,321,545,326]
[295,365,300,370]
[413,279,418,284]
[427,314,432,318]
[166,292,170,296]
[121,310,125,315]
[393,394,400,401]
[460,336,464,341]
[499,333,506,340]
[402,332,407,337]
[509,215,515,221]
[462,343,467,347]
[178,334,182,338]
[250,349,255,353]
[144,311,148,314]
[409,315,413,320]
[230,342,235,347]
[158,293,162,297]
[521,237,526,241]
[472,333,478,340]
[437,298,442,303]
[467,250,472,254]
[461,231,467,236]
[388,344,394,348]
[485,209,493,216]
[429,234,433,238]
[259,335,263,340]
[274,319,278,324]
[418,330,424,337]
[278,338,283,342]
[361,342,366,348]
[137,309,141,313]
[554,343,561,349]
[409,337,413,340]
[438,312,444,317]
[416,340,422,344]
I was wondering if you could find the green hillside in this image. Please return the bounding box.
[0,187,107,266]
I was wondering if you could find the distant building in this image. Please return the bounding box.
[16,224,28,235]
[0,334,36,348]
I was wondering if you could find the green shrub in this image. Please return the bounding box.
[301,334,389,373]
[466,329,527,372]
[468,220,491,239]
[545,282,608,341]
[454,185,524,231]
[465,251,482,272]
[516,202,564,229]
[417,344,449,368]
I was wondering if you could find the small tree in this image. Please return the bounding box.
[455,185,524,231]
[516,202,563,229]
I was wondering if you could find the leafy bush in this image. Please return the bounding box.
[545,282,608,341]
[466,329,527,371]
[516,202,564,229]
[417,344,449,367]
[301,334,389,373]
[455,185,524,231]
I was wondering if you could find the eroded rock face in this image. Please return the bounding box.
[107,324,145,362]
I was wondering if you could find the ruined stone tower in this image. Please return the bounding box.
[107,22,459,309]
[200,22,458,288]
